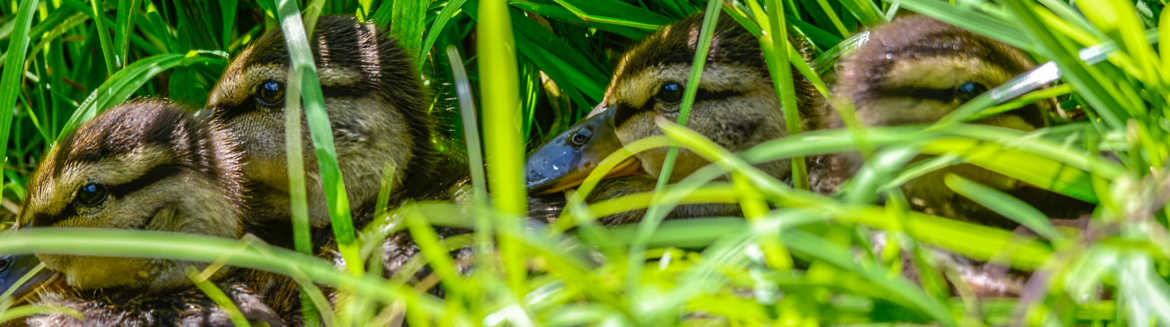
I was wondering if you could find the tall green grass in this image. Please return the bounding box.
[1,0,1170,326]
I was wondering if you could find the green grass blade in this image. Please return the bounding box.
[0,228,446,315]
[630,1,723,308]
[943,174,1064,242]
[478,0,528,294]
[186,267,252,327]
[0,0,37,205]
[272,0,361,275]
[0,305,82,323]
[89,0,116,74]
[1003,0,1130,129]
[419,0,467,70]
[761,0,808,190]
[897,0,1035,53]
[114,0,137,68]
[389,0,427,60]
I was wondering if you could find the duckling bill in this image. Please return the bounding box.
[0,254,56,303]
[526,109,641,194]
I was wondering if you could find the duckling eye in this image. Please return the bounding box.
[74,183,108,207]
[655,82,684,105]
[955,82,987,102]
[256,80,285,107]
[569,128,592,147]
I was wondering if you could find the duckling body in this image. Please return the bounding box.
[10,100,298,326]
[526,13,823,223]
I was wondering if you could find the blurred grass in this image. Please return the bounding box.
[0,0,1169,326]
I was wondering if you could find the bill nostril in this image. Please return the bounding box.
[569,128,592,146]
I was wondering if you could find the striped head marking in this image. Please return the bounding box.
[835,15,1047,129]
[19,99,243,290]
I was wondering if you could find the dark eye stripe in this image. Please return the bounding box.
[612,89,741,127]
[108,165,183,199]
[33,164,183,227]
[210,82,371,122]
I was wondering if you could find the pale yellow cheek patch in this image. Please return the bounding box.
[883,56,1013,90]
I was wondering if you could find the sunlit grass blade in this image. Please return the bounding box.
[477,0,528,295]
[272,0,360,276]
[114,0,136,68]
[0,305,81,324]
[186,267,252,327]
[629,2,722,304]
[944,174,1064,242]
[0,228,444,311]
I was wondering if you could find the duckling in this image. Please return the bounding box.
[526,13,824,224]
[206,15,461,230]
[12,99,295,326]
[832,15,1090,224]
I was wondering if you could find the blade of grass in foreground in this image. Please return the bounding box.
[0,228,446,316]
[446,45,497,270]
[272,0,361,275]
[478,0,528,296]
[630,0,721,322]
[0,0,38,203]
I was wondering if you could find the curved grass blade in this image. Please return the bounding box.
[59,51,229,140]
[419,0,468,70]
[0,228,447,316]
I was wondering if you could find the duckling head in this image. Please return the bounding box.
[834,15,1047,129]
[527,14,821,193]
[18,99,243,290]
[206,16,431,227]
[833,16,1055,219]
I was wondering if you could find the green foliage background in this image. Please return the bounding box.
[1,0,1169,325]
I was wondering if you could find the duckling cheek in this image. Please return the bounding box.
[858,98,949,126]
[973,114,1036,131]
[37,255,153,289]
